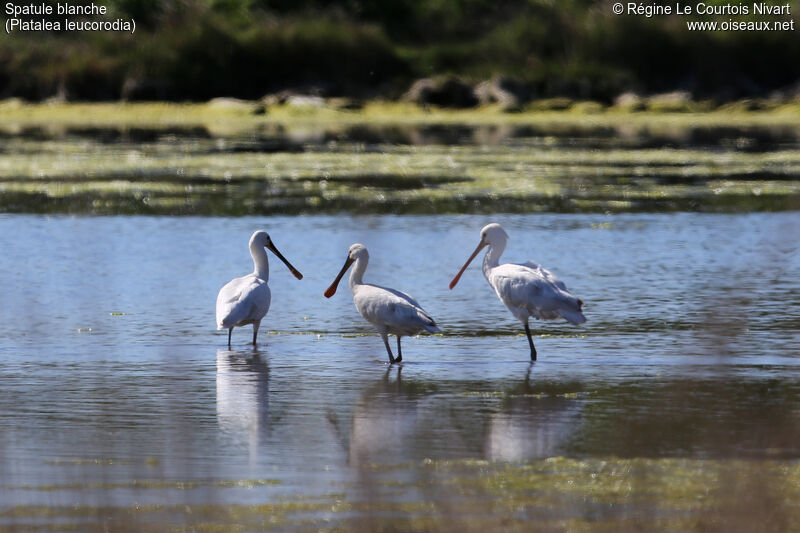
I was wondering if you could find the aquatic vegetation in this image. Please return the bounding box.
[1,106,799,215]
[3,458,799,531]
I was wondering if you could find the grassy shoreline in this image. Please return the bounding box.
[3,100,800,130]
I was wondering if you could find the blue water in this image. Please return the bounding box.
[0,212,799,523]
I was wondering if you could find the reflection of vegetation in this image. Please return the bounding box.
[5,458,800,531]
[1,105,799,215]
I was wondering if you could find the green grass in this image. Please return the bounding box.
[3,100,800,128]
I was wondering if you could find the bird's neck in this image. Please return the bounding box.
[251,243,270,280]
[482,242,504,277]
[348,256,367,292]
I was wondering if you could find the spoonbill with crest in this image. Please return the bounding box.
[449,223,585,360]
[216,230,303,347]
[324,243,440,363]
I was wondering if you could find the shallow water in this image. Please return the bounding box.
[0,213,799,530]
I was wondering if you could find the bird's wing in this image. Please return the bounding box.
[356,285,439,332]
[519,261,568,291]
[489,263,584,322]
[490,264,561,309]
[393,288,423,309]
[216,276,271,328]
[381,286,438,326]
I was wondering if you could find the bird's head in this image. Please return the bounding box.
[250,230,272,248]
[250,230,303,280]
[347,243,369,262]
[480,223,509,247]
[324,243,367,298]
[449,223,508,290]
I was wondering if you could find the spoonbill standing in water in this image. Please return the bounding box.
[324,243,440,363]
[216,230,303,348]
[449,223,585,360]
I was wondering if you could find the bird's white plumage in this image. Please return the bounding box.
[449,223,585,359]
[487,262,585,325]
[216,274,271,330]
[325,243,439,362]
[478,224,585,326]
[353,284,439,338]
[216,232,274,338]
[216,230,302,346]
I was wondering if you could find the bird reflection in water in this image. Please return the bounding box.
[340,364,583,466]
[485,365,583,461]
[347,365,420,468]
[215,348,270,465]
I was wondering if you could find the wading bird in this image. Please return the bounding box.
[216,230,303,347]
[449,223,585,360]
[324,243,440,363]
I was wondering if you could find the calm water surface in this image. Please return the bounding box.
[0,213,799,530]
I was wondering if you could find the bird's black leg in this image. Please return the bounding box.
[381,333,396,364]
[524,323,537,361]
[395,336,403,363]
[227,328,232,349]
[252,321,261,346]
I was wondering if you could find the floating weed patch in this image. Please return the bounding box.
[458,391,585,399]
[1,108,799,215]
[3,458,800,531]
[591,222,613,229]
[459,391,508,398]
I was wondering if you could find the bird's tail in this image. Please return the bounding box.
[418,310,441,334]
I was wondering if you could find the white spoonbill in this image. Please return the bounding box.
[449,223,585,360]
[216,230,303,347]
[324,243,440,363]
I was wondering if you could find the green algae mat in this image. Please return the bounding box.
[1,102,799,215]
[4,458,799,532]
